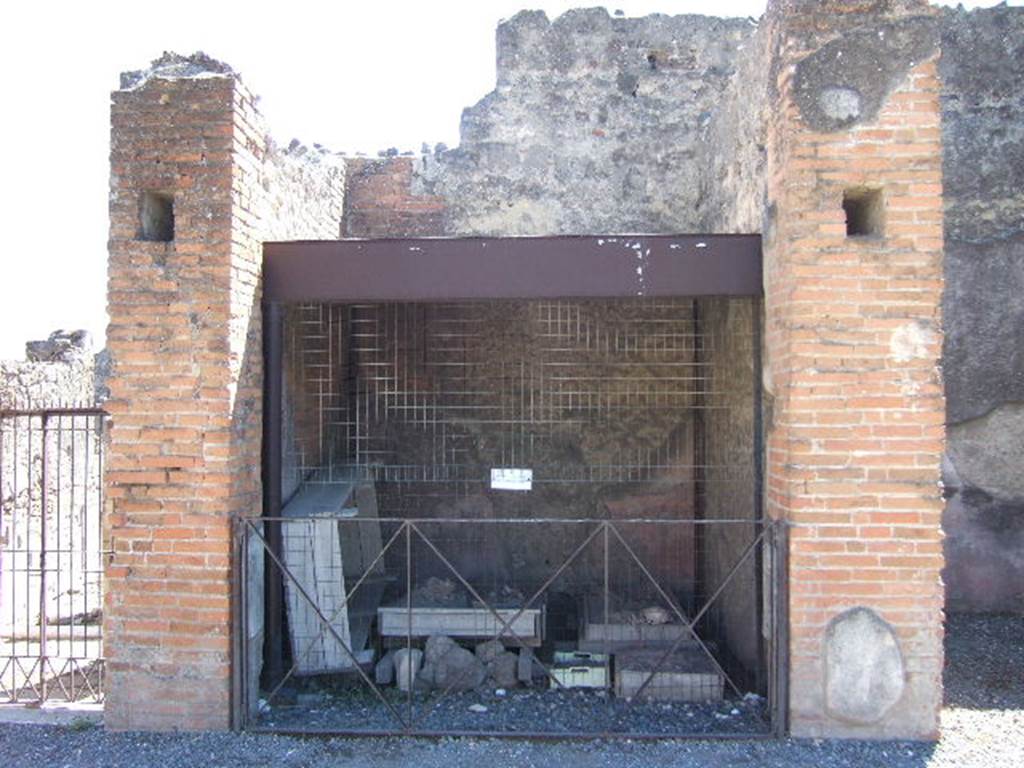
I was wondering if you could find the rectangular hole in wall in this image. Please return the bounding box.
[842,187,883,237]
[139,191,175,242]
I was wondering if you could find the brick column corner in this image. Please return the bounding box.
[762,0,946,739]
[105,53,268,731]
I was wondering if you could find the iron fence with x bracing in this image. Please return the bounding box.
[238,512,785,738]
[0,408,107,704]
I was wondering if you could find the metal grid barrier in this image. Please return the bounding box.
[249,295,774,737]
[240,515,783,738]
[0,409,107,703]
[282,299,731,491]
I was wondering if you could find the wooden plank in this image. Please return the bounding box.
[280,480,388,675]
[245,521,266,716]
[283,482,357,517]
[338,482,387,655]
[281,483,358,675]
[353,484,385,577]
[282,517,357,674]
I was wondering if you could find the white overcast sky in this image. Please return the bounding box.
[0,0,1012,359]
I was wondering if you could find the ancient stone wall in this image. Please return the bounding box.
[939,4,1024,613]
[0,331,102,410]
[697,12,771,234]
[345,9,754,238]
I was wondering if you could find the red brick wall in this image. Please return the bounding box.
[342,158,446,237]
[763,13,946,738]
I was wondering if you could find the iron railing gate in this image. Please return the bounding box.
[244,294,782,738]
[239,515,784,738]
[0,408,107,703]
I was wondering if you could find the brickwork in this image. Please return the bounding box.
[762,2,946,739]
[342,158,445,238]
[105,58,343,730]
[106,72,239,730]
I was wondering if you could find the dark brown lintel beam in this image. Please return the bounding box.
[262,234,761,303]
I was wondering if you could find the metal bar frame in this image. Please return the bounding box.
[263,236,762,304]
[262,302,285,688]
[239,515,779,739]
[246,235,781,740]
[0,408,107,705]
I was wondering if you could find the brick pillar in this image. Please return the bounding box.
[105,57,266,730]
[763,2,945,738]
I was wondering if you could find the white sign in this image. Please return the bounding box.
[491,468,533,491]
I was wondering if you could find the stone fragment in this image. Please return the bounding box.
[475,639,505,664]
[487,651,519,689]
[433,644,486,691]
[517,647,547,682]
[417,663,436,689]
[394,648,423,693]
[424,635,458,666]
[824,607,905,724]
[375,649,396,685]
[641,606,670,625]
[517,648,534,683]
[947,404,1024,499]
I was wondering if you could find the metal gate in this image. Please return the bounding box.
[0,408,107,703]
[245,291,783,738]
[240,514,785,737]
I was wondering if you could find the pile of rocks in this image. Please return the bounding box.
[379,635,524,692]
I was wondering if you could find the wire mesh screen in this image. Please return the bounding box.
[285,299,715,487]
[253,297,769,737]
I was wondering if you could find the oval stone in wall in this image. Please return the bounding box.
[824,607,906,724]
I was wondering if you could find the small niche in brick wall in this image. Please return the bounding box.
[842,187,883,238]
[139,191,175,242]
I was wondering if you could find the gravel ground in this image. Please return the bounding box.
[0,613,1020,767]
[259,687,768,736]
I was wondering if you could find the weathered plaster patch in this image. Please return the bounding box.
[890,321,937,363]
[793,17,939,131]
[818,86,862,122]
[464,199,564,237]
